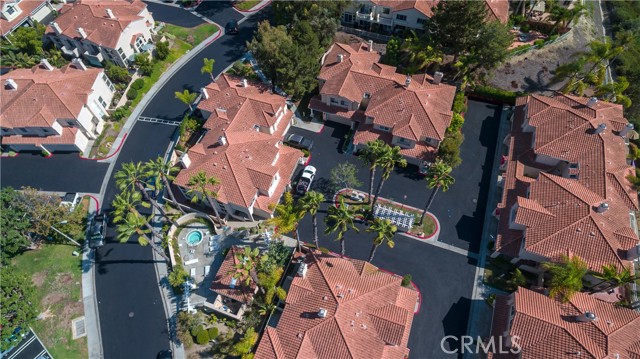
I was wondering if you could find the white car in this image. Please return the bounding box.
[297,165,317,194]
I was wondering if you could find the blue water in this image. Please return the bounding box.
[186,231,203,246]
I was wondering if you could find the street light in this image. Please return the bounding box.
[50,221,82,247]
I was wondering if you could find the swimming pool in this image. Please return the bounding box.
[186,230,203,246]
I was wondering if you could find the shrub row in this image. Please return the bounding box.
[469,85,522,105]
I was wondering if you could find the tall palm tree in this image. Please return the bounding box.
[266,192,305,252]
[144,157,185,214]
[542,255,588,302]
[421,160,455,224]
[201,58,216,81]
[229,246,265,302]
[174,89,198,111]
[115,162,177,227]
[371,145,407,209]
[186,171,223,225]
[366,218,397,262]
[324,198,359,256]
[595,76,632,108]
[116,211,170,262]
[358,140,387,204]
[591,264,636,293]
[299,191,325,249]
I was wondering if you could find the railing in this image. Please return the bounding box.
[356,10,373,20]
[338,26,391,42]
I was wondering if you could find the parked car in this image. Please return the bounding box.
[225,20,239,34]
[285,134,313,151]
[297,165,317,194]
[89,213,107,249]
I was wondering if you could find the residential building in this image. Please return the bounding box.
[45,0,155,67]
[309,41,456,165]
[173,75,303,221]
[206,245,258,320]
[1,59,116,154]
[489,287,640,358]
[254,248,419,359]
[0,0,55,38]
[341,0,509,34]
[493,94,640,273]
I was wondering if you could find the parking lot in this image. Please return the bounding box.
[288,99,502,357]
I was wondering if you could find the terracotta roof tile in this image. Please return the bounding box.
[0,0,49,36]
[210,246,256,303]
[255,249,418,359]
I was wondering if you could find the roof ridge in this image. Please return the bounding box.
[333,317,356,359]
[223,152,253,207]
[588,216,627,268]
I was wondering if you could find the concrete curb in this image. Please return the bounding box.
[82,195,104,359]
[232,0,271,13]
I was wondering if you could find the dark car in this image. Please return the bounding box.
[225,20,239,34]
[285,134,313,151]
[157,350,173,359]
[89,213,106,249]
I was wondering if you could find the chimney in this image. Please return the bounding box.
[587,97,598,108]
[4,79,18,90]
[337,54,344,63]
[576,312,597,322]
[72,58,87,71]
[318,308,328,318]
[405,75,411,87]
[106,8,115,19]
[201,87,209,100]
[218,135,227,146]
[77,27,87,39]
[40,58,54,71]
[241,78,248,88]
[433,71,444,85]
[594,123,606,134]
[297,263,308,278]
[626,244,640,260]
[596,202,609,213]
[179,153,191,168]
[51,22,62,35]
[368,40,373,52]
[620,123,634,137]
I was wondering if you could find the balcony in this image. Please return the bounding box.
[375,14,393,26]
[61,45,79,57]
[356,10,373,21]
[83,50,104,66]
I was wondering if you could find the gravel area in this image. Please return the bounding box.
[487,14,598,94]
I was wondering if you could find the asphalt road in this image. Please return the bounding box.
[287,100,502,253]
[0,153,109,193]
[194,0,244,25]
[145,1,205,27]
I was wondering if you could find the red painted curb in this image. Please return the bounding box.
[86,194,100,212]
[403,211,439,241]
[303,154,312,166]
[205,29,223,46]
[233,0,271,13]
[44,153,53,158]
[80,132,128,161]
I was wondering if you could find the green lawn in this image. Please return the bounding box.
[12,244,86,359]
[164,23,220,47]
[234,0,261,11]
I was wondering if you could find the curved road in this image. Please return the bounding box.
[95,6,271,358]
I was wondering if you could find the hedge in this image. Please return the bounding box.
[469,85,522,105]
[131,78,145,90]
[126,87,138,100]
[452,92,467,114]
[207,327,218,340]
[195,329,209,345]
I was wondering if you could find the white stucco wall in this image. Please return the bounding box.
[113,6,154,62]
[31,1,54,23]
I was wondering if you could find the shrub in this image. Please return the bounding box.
[438,131,464,168]
[520,23,530,33]
[156,41,170,60]
[111,106,131,121]
[533,39,545,47]
[207,327,219,340]
[452,92,467,114]
[190,325,204,337]
[168,267,189,289]
[301,148,310,157]
[447,113,465,134]
[401,274,412,286]
[471,85,521,105]
[126,87,138,100]
[106,62,131,84]
[178,115,199,136]
[131,78,145,90]
[195,328,210,345]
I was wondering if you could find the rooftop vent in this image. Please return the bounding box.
[576,311,597,322]
[77,27,87,39]
[201,87,209,100]
[40,58,54,71]
[5,79,18,90]
[404,75,411,87]
[594,123,606,134]
[218,135,227,146]
[433,71,444,85]
[596,202,609,213]
[620,123,634,137]
[587,97,598,108]
[318,308,328,318]
[368,40,374,52]
[337,54,344,63]
[51,22,62,35]
[297,263,308,278]
[106,8,115,19]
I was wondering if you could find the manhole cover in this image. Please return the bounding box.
[129,312,134,318]
[71,316,86,339]
[472,198,477,203]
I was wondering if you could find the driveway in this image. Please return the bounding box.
[0,153,109,193]
[144,1,205,27]
[194,0,244,25]
[286,100,502,253]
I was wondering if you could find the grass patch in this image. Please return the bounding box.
[11,244,86,359]
[234,0,261,11]
[164,23,219,47]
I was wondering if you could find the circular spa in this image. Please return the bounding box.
[186,230,204,246]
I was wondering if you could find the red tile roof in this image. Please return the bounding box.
[46,0,148,49]
[2,127,78,146]
[254,249,418,359]
[495,94,639,271]
[210,245,256,303]
[174,75,302,214]
[0,0,48,36]
[484,0,509,24]
[1,63,102,129]
[368,0,508,23]
[490,288,640,359]
[354,123,438,162]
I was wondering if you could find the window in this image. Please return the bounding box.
[135,36,145,52]
[417,18,427,25]
[363,92,371,99]
[343,13,353,23]
[396,14,407,21]
[330,97,338,104]
[98,96,107,108]
[6,6,15,15]
[117,47,125,59]
[382,7,390,14]
[398,137,410,143]
[340,100,347,106]
[379,125,391,132]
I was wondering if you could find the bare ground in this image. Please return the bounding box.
[487,14,598,94]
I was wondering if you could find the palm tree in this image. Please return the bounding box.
[595,76,632,108]
[144,156,185,214]
[116,211,170,262]
[591,264,636,293]
[324,198,359,256]
[266,192,305,252]
[366,218,397,262]
[186,171,223,225]
[358,140,387,204]
[371,145,407,209]
[299,191,325,249]
[548,3,584,33]
[542,255,588,302]
[174,89,198,111]
[201,58,216,81]
[421,160,455,224]
[115,161,177,227]
[229,246,265,302]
